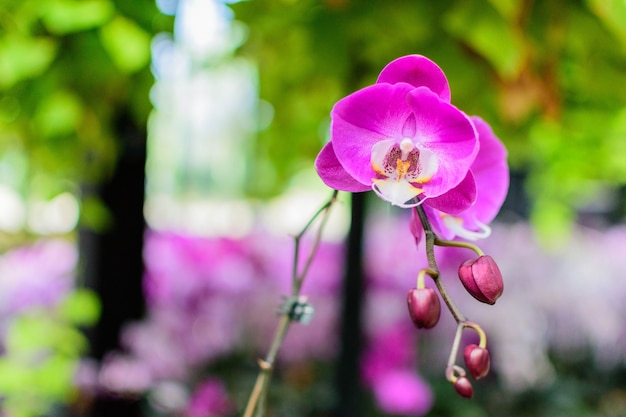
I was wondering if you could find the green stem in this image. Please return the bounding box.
[434,238,484,257]
[292,190,339,295]
[464,321,488,349]
[445,323,465,382]
[415,205,466,323]
[243,190,338,417]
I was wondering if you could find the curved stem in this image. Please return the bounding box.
[243,190,339,417]
[434,238,485,257]
[416,268,436,289]
[464,321,488,349]
[292,190,339,294]
[415,205,466,323]
[445,323,465,382]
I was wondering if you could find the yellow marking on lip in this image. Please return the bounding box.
[414,174,433,184]
[396,158,411,181]
[371,162,385,176]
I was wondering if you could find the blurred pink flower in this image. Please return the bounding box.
[362,324,433,416]
[0,239,76,315]
[371,370,433,416]
[186,378,233,417]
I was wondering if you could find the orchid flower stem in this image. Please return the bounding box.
[416,268,436,289]
[446,323,465,382]
[292,190,339,294]
[243,190,338,417]
[434,238,485,257]
[415,204,466,323]
[464,321,488,349]
[445,321,489,383]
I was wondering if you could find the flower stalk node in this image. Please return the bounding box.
[281,295,315,324]
[257,359,272,371]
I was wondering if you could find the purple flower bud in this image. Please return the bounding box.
[458,255,503,305]
[463,344,490,379]
[453,376,473,398]
[407,288,441,329]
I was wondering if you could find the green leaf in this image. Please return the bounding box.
[4,315,55,353]
[531,198,574,248]
[40,0,115,35]
[58,288,101,326]
[444,0,525,79]
[0,357,31,393]
[5,311,89,355]
[99,16,152,73]
[603,107,626,180]
[33,90,83,138]
[585,0,626,48]
[0,35,58,89]
[487,0,523,20]
[80,195,114,231]
[31,355,76,399]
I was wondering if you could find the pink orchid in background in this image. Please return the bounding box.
[315,55,479,210]
[186,377,234,417]
[361,324,433,416]
[412,116,509,241]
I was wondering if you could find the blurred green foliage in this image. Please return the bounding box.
[233,0,626,238]
[0,289,100,417]
[0,2,164,416]
[0,0,171,228]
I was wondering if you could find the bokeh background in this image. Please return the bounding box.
[1,0,626,416]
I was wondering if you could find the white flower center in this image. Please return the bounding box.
[370,139,438,208]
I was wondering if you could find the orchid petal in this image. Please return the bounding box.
[424,171,476,215]
[416,147,439,183]
[425,205,456,240]
[460,116,509,226]
[314,142,371,192]
[372,179,423,208]
[331,83,415,185]
[406,87,478,198]
[377,55,451,102]
[442,216,491,241]
[370,139,396,175]
[425,117,508,239]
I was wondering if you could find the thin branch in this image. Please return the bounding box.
[292,190,339,294]
[434,238,485,257]
[243,190,339,417]
[445,323,465,381]
[415,205,466,323]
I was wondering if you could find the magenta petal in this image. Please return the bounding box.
[377,55,451,102]
[406,88,478,197]
[409,208,424,244]
[458,117,509,229]
[314,142,371,192]
[331,83,415,185]
[425,171,476,215]
[371,370,433,416]
[425,205,456,240]
[411,205,457,241]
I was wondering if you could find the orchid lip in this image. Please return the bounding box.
[442,215,491,241]
[370,139,438,207]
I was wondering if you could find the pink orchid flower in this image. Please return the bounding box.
[315,55,479,211]
[375,56,509,239]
